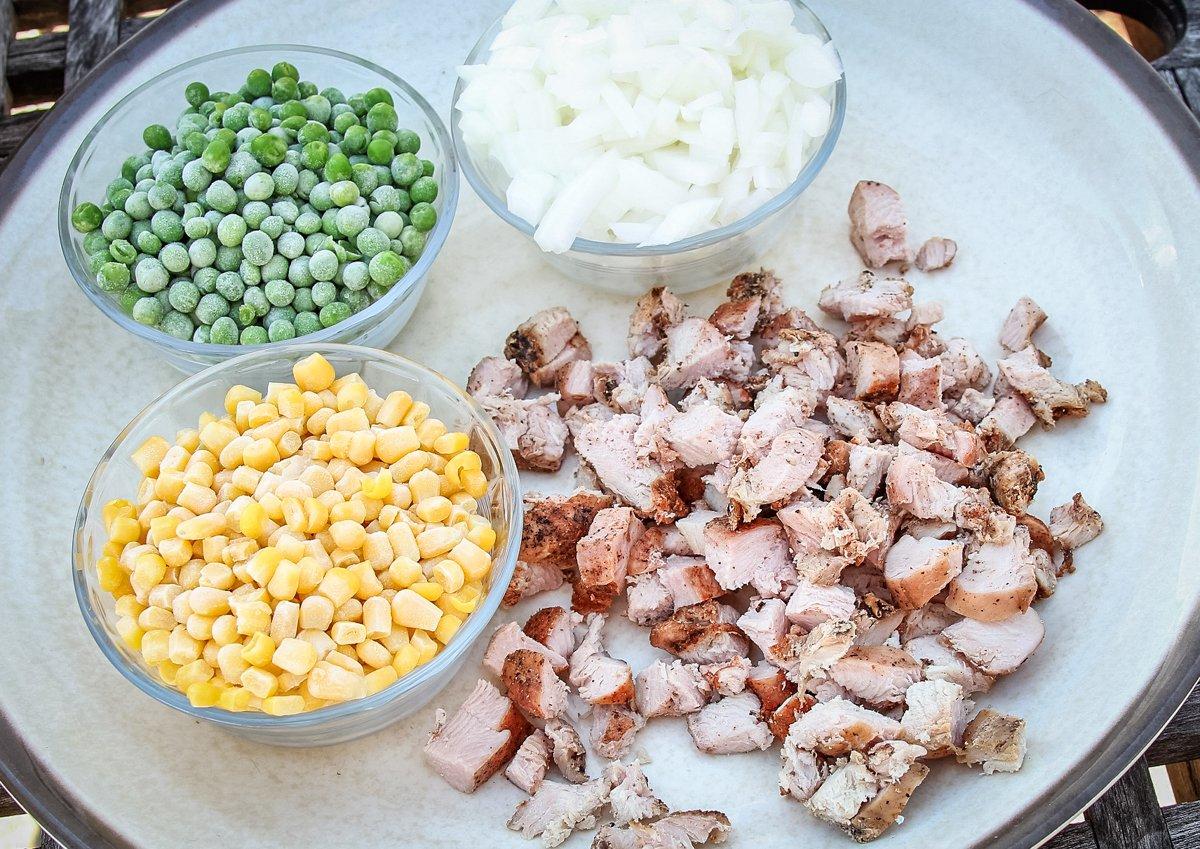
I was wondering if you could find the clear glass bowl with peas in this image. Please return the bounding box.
[60,45,458,373]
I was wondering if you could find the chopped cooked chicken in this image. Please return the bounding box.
[825,397,887,442]
[557,359,596,411]
[700,655,752,697]
[939,338,991,400]
[983,450,1044,515]
[952,388,996,424]
[703,519,795,596]
[747,661,797,715]
[524,606,581,661]
[424,679,531,793]
[628,286,686,359]
[736,597,788,659]
[531,333,592,386]
[604,760,667,826]
[481,394,570,472]
[784,618,859,683]
[914,237,957,272]
[805,751,880,831]
[783,697,902,763]
[940,607,1044,675]
[847,181,910,268]
[953,487,1017,545]
[507,729,553,794]
[738,386,820,460]
[687,691,774,754]
[945,529,1038,622]
[657,317,739,391]
[845,341,900,402]
[485,622,569,678]
[827,646,923,709]
[504,648,570,720]
[977,394,1037,452]
[885,454,965,521]
[650,600,751,664]
[903,635,994,696]
[1049,492,1103,550]
[883,535,964,610]
[819,271,914,321]
[626,572,675,626]
[729,268,786,322]
[592,358,656,413]
[659,556,725,609]
[884,403,984,466]
[956,709,1027,774]
[468,355,528,399]
[996,347,1107,427]
[760,328,845,397]
[898,350,943,410]
[520,490,615,566]
[727,428,825,522]
[575,507,645,613]
[628,523,693,576]
[545,717,589,783]
[846,444,891,501]
[505,560,568,607]
[710,298,760,340]
[593,811,732,849]
[569,614,636,705]
[635,658,712,718]
[591,705,646,760]
[682,378,748,413]
[777,489,889,581]
[900,679,968,757]
[786,580,857,629]
[574,413,687,523]
[508,777,611,848]
[663,402,743,467]
[841,745,931,842]
[505,307,586,383]
[999,296,1046,354]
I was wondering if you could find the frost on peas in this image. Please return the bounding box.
[372,210,404,240]
[215,271,246,302]
[264,306,297,329]
[135,230,163,255]
[241,325,269,345]
[308,249,338,282]
[233,303,258,328]
[159,310,195,340]
[336,205,370,239]
[132,296,165,326]
[369,185,400,214]
[192,324,211,343]
[261,254,289,283]
[150,210,184,243]
[195,292,230,324]
[343,288,372,314]
[242,201,271,229]
[224,150,263,187]
[271,199,299,225]
[242,230,275,266]
[181,159,213,193]
[350,163,378,196]
[265,279,296,307]
[215,245,243,272]
[318,300,352,328]
[193,267,219,295]
[168,279,201,313]
[258,214,285,239]
[355,227,389,258]
[147,182,178,211]
[341,260,370,291]
[243,285,271,318]
[320,209,341,238]
[268,318,297,342]
[216,214,248,247]
[108,239,138,265]
[82,230,109,254]
[96,261,130,293]
[288,256,313,287]
[276,231,305,260]
[309,279,337,308]
[292,285,316,313]
[400,225,426,259]
[159,242,191,274]
[101,210,133,241]
[205,180,238,213]
[134,257,170,293]
[124,191,152,221]
[304,232,329,257]
[409,202,437,232]
[390,152,422,187]
[188,237,217,269]
[244,171,275,201]
[295,311,322,336]
[239,260,262,286]
[271,162,299,196]
[209,315,239,345]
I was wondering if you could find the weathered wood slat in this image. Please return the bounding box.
[0,784,24,818]
[0,1,15,115]
[12,0,67,31]
[63,0,121,87]
[0,108,46,165]
[9,15,146,78]
[1155,0,1200,69]
[1165,801,1200,848]
[1045,820,1099,849]
[1149,686,1200,767]
[1084,757,1173,849]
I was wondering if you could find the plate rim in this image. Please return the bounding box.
[1,1,1199,847]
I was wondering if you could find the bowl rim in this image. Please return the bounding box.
[58,43,460,357]
[71,342,523,729]
[450,0,846,257]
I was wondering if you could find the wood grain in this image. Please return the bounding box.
[0,1,14,115]
[63,0,120,87]
[1084,758,1173,849]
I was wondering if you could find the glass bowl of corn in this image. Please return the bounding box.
[72,344,521,747]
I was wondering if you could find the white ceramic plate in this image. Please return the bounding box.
[2,1,1199,847]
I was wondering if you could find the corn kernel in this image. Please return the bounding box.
[157,661,180,685]
[211,614,238,645]
[331,621,367,645]
[336,380,369,412]
[116,616,144,650]
[329,520,367,551]
[461,469,488,499]
[98,556,130,594]
[175,512,228,541]
[433,432,471,456]
[362,595,392,639]
[434,613,463,645]
[299,595,336,631]
[391,450,430,483]
[175,659,214,689]
[267,559,301,600]
[392,643,420,676]
[316,567,360,607]
[432,559,466,594]
[168,627,203,665]
[417,525,464,560]
[218,686,254,712]
[236,600,272,636]
[186,680,223,708]
[402,401,430,428]
[115,594,146,619]
[262,695,306,716]
[307,661,365,702]
[391,589,443,631]
[445,584,482,615]
[450,539,493,582]
[388,555,422,589]
[408,469,441,504]
[410,630,438,663]
[409,581,444,602]
[273,637,319,675]
[466,524,497,552]
[140,629,170,663]
[132,436,171,477]
[241,632,276,667]
[108,516,142,546]
[217,642,250,681]
[376,391,413,427]
[269,600,300,645]
[361,469,393,501]
[239,501,266,537]
[364,665,398,695]
[240,667,279,699]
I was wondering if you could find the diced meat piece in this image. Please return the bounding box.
[485,623,569,679]
[507,777,611,848]
[900,518,958,541]
[687,692,774,754]
[981,450,1043,516]
[681,379,747,413]
[777,489,890,575]
[626,572,675,626]
[737,597,788,658]
[628,286,686,359]
[953,487,1017,545]
[662,403,743,467]
[846,444,891,501]
[531,333,592,387]
[635,659,712,717]
[828,646,923,709]
[760,328,846,398]
[886,454,965,521]
[700,655,752,696]
[424,679,532,793]
[506,729,553,794]
[825,397,887,442]
[898,350,943,410]
[659,556,725,609]
[783,618,860,683]
[956,709,1027,774]
[675,510,720,556]
[900,679,968,758]
[650,600,751,664]
[1018,514,1055,557]
[505,307,585,383]
[593,811,732,849]
[574,414,687,523]
[728,429,825,522]
[846,757,930,842]
[1049,493,1104,550]
[467,355,528,399]
[591,705,645,760]
[628,523,692,576]
[575,507,645,613]
[657,318,738,392]
[786,580,857,629]
[728,268,785,321]
[504,649,570,720]
[505,560,568,607]
[999,297,1047,353]
[520,490,615,565]
[946,530,1037,622]
[847,182,910,269]
[883,403,984,466]
[747,662,797,715]
[941,608,1044,676]
[819,271,914,321]
[556,359,595,412]
[784,697,903,759]
[604,760,667,826]
[480,394,570,472]
[524,606,581,661]
[779,739,824,801]
[978,394,1037,452]
[703,519,795,596]
[952,388,995,424]
[996,348,1107,427]
[545,717,589,783]
[805,750,879,830]
[883,535,964,610]
[853,594,904,648]
[845,341,900,402]
[939,338,991,400]
[592,358,656,413]
[903,635,994,696]
[710,297,760,340]
[770,691,817,739]
[738,386,820,460]
[569,614,636,705]
[915,237,957,272]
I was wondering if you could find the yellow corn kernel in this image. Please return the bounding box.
[175,659,214,689]
[272,637,319,676]
[434,613,462,646]
[392,642,420,676]
[116,616,144,650]
[269,600,300,645]
[363,665,398,695]
[240,666,279,699]
[461,469,488,499]
[330,499,367,525]
[242,438,281,473]
[156,660,180,685]
[224,384,262,415]
[199,419,239,455]
[295,556,327,596]
[361,595,392,639]
[330,621,367,646]
[443,451,481,489]
[115,594,146,619]
[267,559,301,600]
[211,614,238,646]
[417,525,464,560]
[413,496,453,524]
[246,403,280,430]
[262,695,305,716]
[305,407,335,437]
[217,642,250,681]
[102,498,134,529]
[218,686,254,712]
[239,501,266,538]
[388,556,422,589]
[376,390,413,428]
[158,537,193,569]
[449,539,493,582]
[336,379,368,412]
[409,581,444,602]
[391,589,443,631]
[246,547,283,586]
[361,469,393,501]
[186,680,223,708]
[431,559,466,594]
[108,516,142,546]
[415,417,447,449]
[391,450,430,483]
[466,523,497,552]
[236,599,272,636]
[446,584,482,615]
[326,408,370,435]
[362,532,394,570]
[402,401,430,427]
[307,662,365,702]
[275,386,305,419]
[375,426,419,465]
[329,520,367,551]
[199,562,235,590]
[432,431,470,456]
[241,632,276,667]
[140,628,170,663]
[408,469,441,504]
[297,597,334,633]
[317,567,360,608]
[175,512,228,541]
[131,551,167,597]
[410,630,438,663]
[132,436,171,477]
[97,556,130,595]
[175,427,200,451]
[168,627,203,665]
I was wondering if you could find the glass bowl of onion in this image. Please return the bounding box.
[451,0,845,296]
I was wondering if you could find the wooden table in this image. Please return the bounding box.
[0,0,1198,847]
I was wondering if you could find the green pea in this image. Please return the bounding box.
[242,230,275,266]
[236,324,265,345]
[332,111,359,134]
[159,242,190,274]
[292,286,315,313]
[195,292,230,324]
[201,139,231,173]
[319,301,352,327]
[324,153,352,183]
[117,287,142,315]
[244,68,272,98]
[294,210,322,235]
[265,279,295,306]
[409,202,437,232]
[421,159,435,177]
[348,94,368,117]
[239,259,262,286]
[242,201,271,229]
[350,162,379,196]
[390,152,422,187]
[363,87,394,109]
[184,81,210,108]
[143,124,173,151]
[168,279,201,313]
[132,296,166,325]
[399,225,426,259]
[221,103,250,132]
[249,106,273,132]
[249,133,288,167]
[258,214,286,240]
[192,325,211,343]
[243,171,275,202]
[366,137,396,166]
[108,239,137,264]
[309,279,337,308]
[159,310,194,340]
[215,271,245,301]
[295,311,322,335]
[341,124,369,155]
[134,257,169,293]
[271,77,299,103]
[150,210,184,243]
[72,202,103,233]
[409,176,438,204]
[147,182,178,211]
[299,140,328,172]
[278,101,308,122]
[193,267,219,294]
[215,244,243,272]
[95,261,130,292]
[302,95,332,125]
[341,261,369,291]
[209,315,239,345]
[374,210,405,239]
[336,205,370,240]
[367,249,408,288]
[263,318,294,342]
[395,129,421,155]
[305,249,336,282]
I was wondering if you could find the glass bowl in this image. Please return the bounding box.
[59,45,460,374]
[72,344,521,747]
[451,1,845,296]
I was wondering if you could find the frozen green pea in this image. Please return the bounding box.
[232,303,257,328]
[341,261,369,291]
[399,225,425,259]
[242,230,275,265]
[297,119,330,146]
[135,257,169,293]
[209,316,239,345]
[409,176,438,204]
[189,238,217,269]
[261,254,289,282]
[324,153,352,183]
[409,202,436,232]
[308,249,338,282]
[277,231,306,259]
[369,185,400,214]
[271,200,299,224]
[271,76,299,103]
[159,242,191,274]
[245,68,272,98]
[215,245,243,272]
[300,140,329,172]
[117,288,142,315]
[355,226,389,258]
[341,125,369,155]
[267,318,296,342]
[421,159,435,177]
[310,280,337,307]
[328,180,359,208]
[158,161,185,190]
[126,189,154,220]
[168,279,201,313]
[244,171,275,201]
[239,260,262,286]
[242,201,271,229]
[365,102,398,134]
[249,107,273,133]
[150,210,184,242]
[350,163,378,196]
[366,137,394,166]
[239,325,268,345]
[107,179,134,207]
[225,150,264,187]
[308,183,332,212]
[132,296,165,326]
[336,205,369,239]
[258,215,285,239]
[215,271,245,301]
[205,180,238,213]
[202,139,231,173]
[102,210,133,241]
[390,152,421,187]
[295,311,322,335]
[217,214,247,247]
[320,209,341,237]
[319,301,351,327]
[108,239,137,265]
[264,306,297,328]
[243,285,270,317]
[265,279,295,306]
[195,292,230,324]
[296,169,319,199]
[333,111,358,134]
[288,256,313,287]
[192,324,211,343]
[374,210,404,239]
[143,124,172,151]
[181,159,212,193]
[159,310,194,340]
[367,250,407,288]
[83,230,110,254]
[135,230,162,255]
[185,81,211,109]
[292,286,315,313]
[272,163,299,196]
[364,281,390,301]
[146,181,175,212]
[344,288,372,313]
[221,103,250,132]
[95,261,130,292]
[193,267,219,294]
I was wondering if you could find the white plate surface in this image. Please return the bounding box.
[1,1,1199,847]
